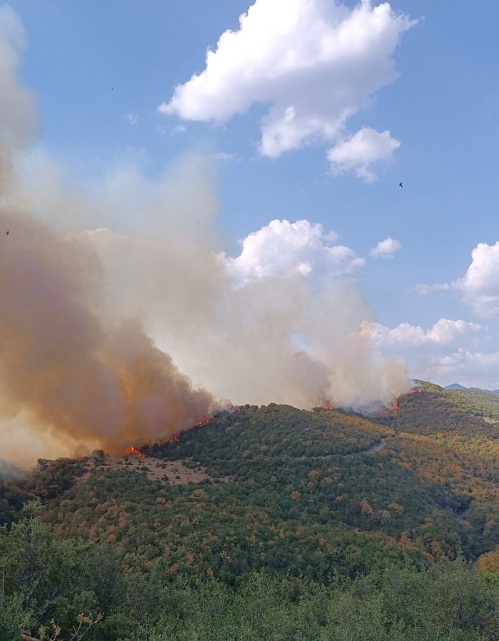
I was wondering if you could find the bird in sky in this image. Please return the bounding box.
[5,230,9,235]
[399,182,403,188]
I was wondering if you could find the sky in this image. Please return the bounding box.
[1,0,499,461]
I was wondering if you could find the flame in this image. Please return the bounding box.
[323,403,334,410]
[195,417,212,427]
[123,445,144,458]
[169,433,180,443]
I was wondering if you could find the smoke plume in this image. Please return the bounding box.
[0,7,409,466]
[0,206,218,454]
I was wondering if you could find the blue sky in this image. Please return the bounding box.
[3,0,499,412]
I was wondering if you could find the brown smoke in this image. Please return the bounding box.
[0,206,218,455]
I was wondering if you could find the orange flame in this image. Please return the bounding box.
[169,433,180,443]
[123,445,144,458]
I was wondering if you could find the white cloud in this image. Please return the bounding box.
[226,218,364,284]
[159,0,415,164]
[358,318,499,388]
[412,282,452,295]
[363,318,482,348]
[370,235,401,258]
[328,128,400,181]
[455,242,499,316]
[415,241,499,317]
[422,349,499,391]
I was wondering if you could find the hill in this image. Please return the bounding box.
[446,383,499,396]
[1,383,499,639]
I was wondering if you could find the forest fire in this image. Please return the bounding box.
[195,417,212,427]
[123,445,144,458]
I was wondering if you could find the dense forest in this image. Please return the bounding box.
[1,382,499,639]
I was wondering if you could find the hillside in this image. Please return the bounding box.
[4,389,499,574]
[1,383,499,639]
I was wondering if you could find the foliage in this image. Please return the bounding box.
[1,393,499,638]
[0,400,494,585]
[2,517,499,641]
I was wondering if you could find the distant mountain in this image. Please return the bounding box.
[445,383,468,391]
[470,387,499,395]
[446,383,499,395]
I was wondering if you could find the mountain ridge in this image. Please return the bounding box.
[446,383,499,395]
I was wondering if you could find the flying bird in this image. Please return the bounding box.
[399,182,403,188]
[5,230,9,235]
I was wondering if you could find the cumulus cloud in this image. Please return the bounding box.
[415,241,499,317]
[370,236,401,259]
[454,242,499,316]
[160,0,415,167]
[226,219,364,284]
[363,318,482,348]
[328,128,400,181]
[358,318,499,388]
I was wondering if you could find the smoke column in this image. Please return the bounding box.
[0,9,220,462]
[0,206,218,453]
[0,7,409,465]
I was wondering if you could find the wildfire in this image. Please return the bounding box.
[123,414,215,454]
[323,403,334,410]
[123,445,144,458]
[195,417,212,427]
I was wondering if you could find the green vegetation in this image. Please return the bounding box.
[1,513,498,640]
[1,385,499,639]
